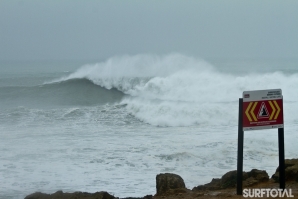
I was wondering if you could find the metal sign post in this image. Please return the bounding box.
[237,89,285,195]
[237,98,244,195]
[278,127,285,189]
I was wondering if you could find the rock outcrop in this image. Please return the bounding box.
[155,173,187,195]
[272,158,298,182]
[23,159,298,199]
[122,196,152,199]
[192,169,269,191]
[24,191,117,199]
[244,169,270,187]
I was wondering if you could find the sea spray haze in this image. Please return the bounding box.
[0,54,298,199]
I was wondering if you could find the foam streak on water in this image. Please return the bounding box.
[0,54,298,199]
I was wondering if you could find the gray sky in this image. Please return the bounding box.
[0,0,297,61]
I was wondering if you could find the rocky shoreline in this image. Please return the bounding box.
[25,159,298,199]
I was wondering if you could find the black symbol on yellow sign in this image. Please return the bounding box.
[245,101,280,122]
[257,102,270,119]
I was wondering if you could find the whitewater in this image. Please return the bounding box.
[0,54,298,199]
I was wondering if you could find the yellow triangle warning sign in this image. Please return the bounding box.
[257,102,270,119]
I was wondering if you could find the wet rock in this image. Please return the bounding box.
[272,159,298,182]
[193,169,269,191]
[156,173,186,195]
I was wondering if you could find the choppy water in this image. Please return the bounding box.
[1,54,298,199]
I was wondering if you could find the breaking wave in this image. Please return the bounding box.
[0,78,124,108]
[51,54,298,127]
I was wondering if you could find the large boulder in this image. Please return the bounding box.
[243,169,269,187]
[193,169,269,191]
[272,159,298,182]
[156,173,186,195]
[221,170,242,189]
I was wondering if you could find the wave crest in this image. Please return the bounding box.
[51,54,298,127]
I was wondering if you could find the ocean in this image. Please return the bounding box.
[0,54,297,199]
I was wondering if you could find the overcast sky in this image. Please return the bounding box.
[0,0,297,61]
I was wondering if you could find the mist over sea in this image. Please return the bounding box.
[1,54,298,199]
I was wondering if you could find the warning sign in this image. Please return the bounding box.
[257,102,270,119]
[243,89,283,131]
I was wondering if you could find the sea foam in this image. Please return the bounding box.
[59,54,298,127]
